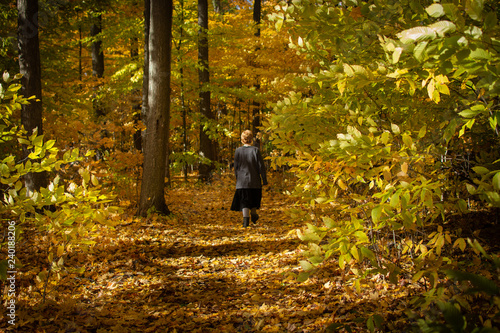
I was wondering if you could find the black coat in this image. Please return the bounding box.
[234,145,268,189]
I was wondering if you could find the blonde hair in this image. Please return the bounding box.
[241,130,253,145]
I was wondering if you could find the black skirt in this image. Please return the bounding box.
[230,188,262,211]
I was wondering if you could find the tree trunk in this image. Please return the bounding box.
[131,0,145,152]
[91,12,105,118]
[142,0,150,127]
[252,0,262,146]
[91,14,104,78]
[138,0,172,216]
[17,0,47,194]
[176,0,189,182]
[213,0,222,14]
[198,0,216,182]
[77,8,82,82]
[253,0,261,37]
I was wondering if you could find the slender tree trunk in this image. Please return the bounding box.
[198,0,216,182]
[77,8,82,82]
[176,0,189,182]
[79,25,82,82]
[91,12,105,118]
[17,0,47,193]
[182,82,189,181]
[142,0,150,127]
[213,0,222,14]
[251,0,262,146]
[253,0,261,37]
[91,15,104,78]
[138,0,172,216]
[130,0,142,152]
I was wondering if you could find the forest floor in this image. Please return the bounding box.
[2,174,431,332]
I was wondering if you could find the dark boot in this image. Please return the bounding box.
[251,213,259,224]
[243,217,250,228]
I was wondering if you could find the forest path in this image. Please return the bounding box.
[7,174,405,332]
[74,174,335,332]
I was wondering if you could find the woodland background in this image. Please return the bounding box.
[1,0,500,332]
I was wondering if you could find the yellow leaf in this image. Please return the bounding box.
[427,78,435,100]
[337,179,348,190]
[57,245,65,257]
[383,167,392,181]
[453,238,467,252]
[401,162,408,175]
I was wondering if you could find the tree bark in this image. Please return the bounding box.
[91,12,105,118]
[252,0,262,145]
[198,0,216,182]
[175,0,189,181]
[253,0,261,37]
[138,0,172,216]
[17,0,47,193]
[141,0,150,127]
[91,14,104,78]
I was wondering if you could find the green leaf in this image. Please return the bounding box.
[459,108,482,118]
[442,3,459,21]
[391,123,400,135]
[445,269,499,295]
[469,48,490,60]
[492,172,500,190]
[381,131,391,144]
[397,26,437,44]
[370,314,383,330]
[402,133,413,147]
[413,41,428,62]
[360,246,376,262]
[412,270,425,283]
[45,139,56,150]
[426,4,444,18]
[315,197,328,204]
[322,216,335,228]
[350,246,360,261]
[465,0,484,21]
[418,125,427,138]
[428,21,456,37]
[484,11,498,31]
[437,301,465,332]
[354,230,369,243]
[297,271,310,282]
[371,205,382,223]
[367,316,375,332]
[467,238,489,258]
[393,47,403,64]
[32,135,44,148]
[70,148,80,160]
[300,260,314,272]
[390,192,400,208]
[472,166,489,175]
[339,254,348,269]
[466,183,476,194]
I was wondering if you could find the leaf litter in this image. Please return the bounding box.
[1,174,418,332]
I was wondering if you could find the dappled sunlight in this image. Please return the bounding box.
[1,175,417,332]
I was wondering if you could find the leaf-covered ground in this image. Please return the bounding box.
[2,175,417,332]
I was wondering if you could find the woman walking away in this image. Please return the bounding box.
[231,130,268,228]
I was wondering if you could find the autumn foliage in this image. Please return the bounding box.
[1,0,500,332]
